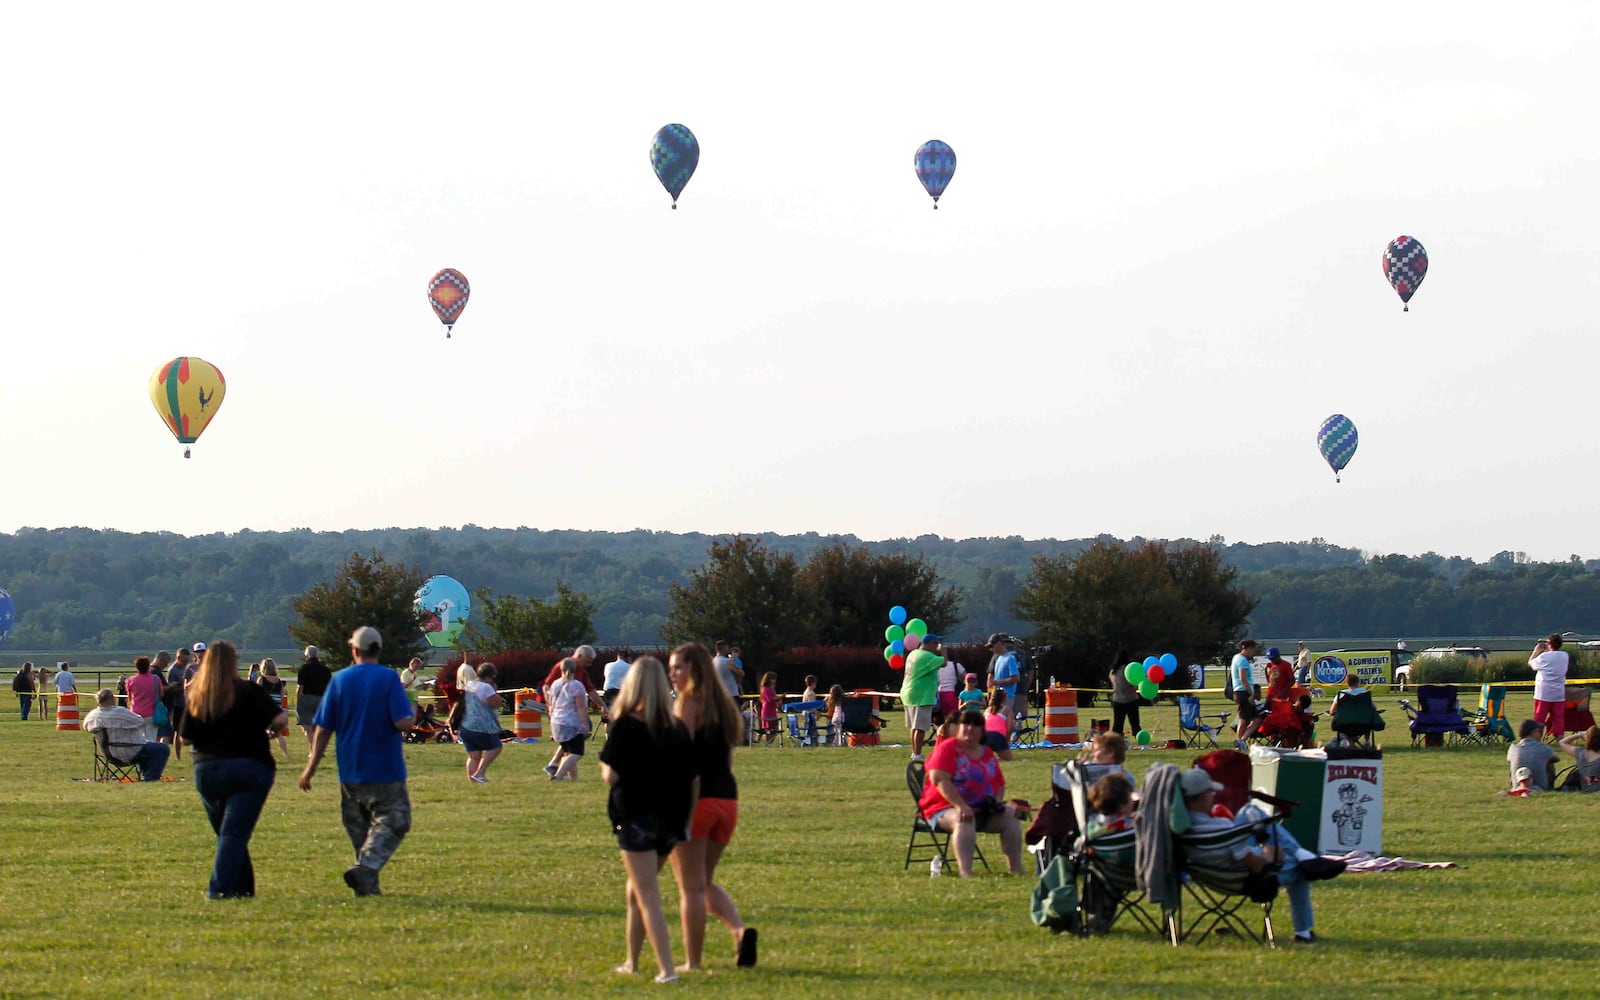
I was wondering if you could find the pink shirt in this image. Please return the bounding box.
[126,672,162,718]
[760,688,779,721]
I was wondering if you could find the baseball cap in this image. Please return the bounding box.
[1179,768,1225,797]
[1266,647,1280,659]
[965,672,978,681]
[1514,766,1532,784]
[986,633,1007,646]
[349,626,382,652]
[922,633,943,643]
[191,642,207,653]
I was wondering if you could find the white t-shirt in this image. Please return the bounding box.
[53,670,76,693]
[602,657,631,692]
[1529,650,1570,702]
[936,661,961,693]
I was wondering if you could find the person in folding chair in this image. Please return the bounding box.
[1178,768,1345,944]
[83,688,171,781]
[917,709,1026,877]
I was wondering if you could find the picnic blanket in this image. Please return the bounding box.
[1325,850,1456,872]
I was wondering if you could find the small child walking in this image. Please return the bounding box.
[758,672,780,745]
[824,684,846,746]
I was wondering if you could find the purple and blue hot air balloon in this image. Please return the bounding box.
[1382,236,1428,312]
[650,124,700,209]
[1317,414,1359,483]
[914,140,956,209]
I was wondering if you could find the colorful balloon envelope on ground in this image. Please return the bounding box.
[1317,413,1359,483]
[415,575,471,648]
[428,268,470,338]
[650,124,699,208]
[1382,236,1427,311]
[149,357,226,458]
[914,140,956,208]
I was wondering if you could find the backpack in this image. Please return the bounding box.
[1029,854,1082,935]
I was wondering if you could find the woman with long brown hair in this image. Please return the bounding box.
[179,641,286,899]
[599,657,694,983]
[667,641,757,971]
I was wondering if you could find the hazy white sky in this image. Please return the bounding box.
[4,2,1596,562]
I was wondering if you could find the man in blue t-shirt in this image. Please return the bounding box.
[300,626,415,897]
[1230,638,1262,746]
[986,634,1022,734]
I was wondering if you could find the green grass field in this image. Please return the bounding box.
[1,690,1595,999]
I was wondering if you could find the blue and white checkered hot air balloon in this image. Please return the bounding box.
[1317,414,1359,483]
[650,124,699,209]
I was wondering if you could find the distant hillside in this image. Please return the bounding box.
[0,526,1591,650]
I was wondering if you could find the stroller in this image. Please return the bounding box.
[405,699,456,744]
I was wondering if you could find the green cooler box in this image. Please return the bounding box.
[1251,748,1382,855]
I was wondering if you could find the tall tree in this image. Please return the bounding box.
[289,551,427,668]
[461,583,597,654]
[661,535,810,666]
[1015,540,1258,688]
[797,539,962,646]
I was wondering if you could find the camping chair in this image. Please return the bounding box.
[840,697,881,747]
[783,699,825,747]
[1053,761,1161,936]
[1183,753,1296,946]
[1177,696,1228,749]
[904,759,986,871]
[1255,698,1310,749]
[1329,689,1385,749]
[92,729,140,783]
[1399,685,1470,746]
[1459,684,1514,746]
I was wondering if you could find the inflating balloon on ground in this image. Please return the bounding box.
[415,575,471,648]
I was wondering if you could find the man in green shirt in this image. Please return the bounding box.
[900,634,946,761]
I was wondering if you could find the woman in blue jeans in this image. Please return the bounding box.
[179,641,286,899]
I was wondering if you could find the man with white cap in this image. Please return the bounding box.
[1179,767,1345,944]
[299,626,414,897]
[295,645,332,750]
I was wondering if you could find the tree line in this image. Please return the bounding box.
[2,525,1596,655]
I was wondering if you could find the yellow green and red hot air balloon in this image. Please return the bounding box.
[149,357,226,458]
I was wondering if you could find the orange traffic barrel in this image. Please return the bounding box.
[1044,687,1079,745]
[55,692,81,731]
[513,688,542,741]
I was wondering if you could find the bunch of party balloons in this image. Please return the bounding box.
[883,604,928,671]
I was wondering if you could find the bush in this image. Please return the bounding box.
[1408,656,1473,686]
[769,646,897,693]
[450,646,671,697]
[1481,653,1533,684]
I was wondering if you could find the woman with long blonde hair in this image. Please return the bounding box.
[179,641,287,899]
[255,658,291,759]
[668,641,756,971]
[599,657,695,983]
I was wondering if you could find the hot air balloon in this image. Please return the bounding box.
[0,588,14,651]
[428,268,470,338]
[150,357,226,458]
[1317,414,1359,483]
[415,575,471,649]
[650,124,699,208]
[914,140,956,208]
[1382,236,1427,311]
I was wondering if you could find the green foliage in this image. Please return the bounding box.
[661,535,811,665]
[1015,540,1257,690]
[797,539,963,646]
[288,551,427,669]
[461,584,597,655]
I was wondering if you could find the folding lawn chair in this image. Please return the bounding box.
[1329,689,1385,749]
[1177,696,1228,750]
[1459,684,1513,746]
[1564,686,1595,734]
[840,697,881,746]
[1400,685,1470,746]
[92,729,140,783]
[1054,761,1161,937]
[904,759,986,871]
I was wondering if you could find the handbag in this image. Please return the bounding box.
[151,676,170,727]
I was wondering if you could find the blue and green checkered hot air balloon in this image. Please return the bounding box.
[914,139,956,208]
[650,124,699,209]
[1317,414,1359,483]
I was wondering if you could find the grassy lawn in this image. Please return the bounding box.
[0,689,1594,998]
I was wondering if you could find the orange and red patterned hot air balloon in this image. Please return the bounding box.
[149,357,226,458]
[428,268,470,338]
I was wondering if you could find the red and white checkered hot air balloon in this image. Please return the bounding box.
[427,268,470,338]
[1381,236,1427,312]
